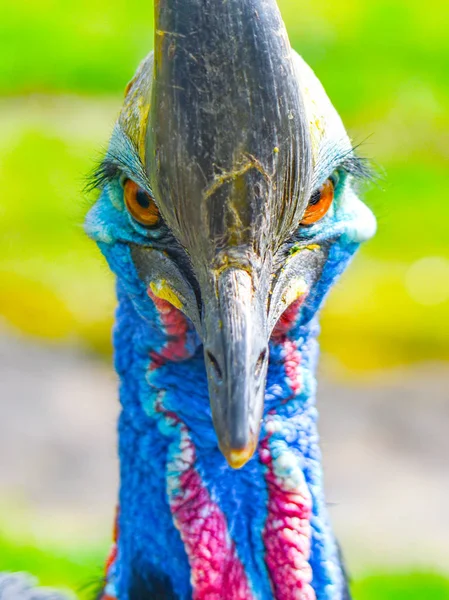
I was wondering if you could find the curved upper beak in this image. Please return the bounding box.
[202,268,269,468]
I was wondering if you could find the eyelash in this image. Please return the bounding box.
[88,144,373,194]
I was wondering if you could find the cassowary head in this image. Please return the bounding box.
[87,0,375,468]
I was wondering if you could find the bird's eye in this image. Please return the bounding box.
[301,178,335,226]
[124,179,160,228]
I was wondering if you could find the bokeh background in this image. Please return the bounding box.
[1,0,449,598]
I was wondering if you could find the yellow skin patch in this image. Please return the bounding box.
[150,280,184,310]
[289,243,321,257]
[138,98,150,162]
[282,278,308,308]
[226,438,258,470]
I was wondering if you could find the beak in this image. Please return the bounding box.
[202,268,268,469]
[131,244,329,470]
[145,0,313,468]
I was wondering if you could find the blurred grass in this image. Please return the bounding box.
[0,0,448,369]
[2,534,449,599]
[352,572,449,600]
[0,535,104,599]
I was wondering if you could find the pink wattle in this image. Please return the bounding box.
[271,297,305,342]
[281,339,302,395]
[260,436,315,600]
[148,291,191,367]
[271,298,305,396]
[168,427,255,600]
[261,290,315,598]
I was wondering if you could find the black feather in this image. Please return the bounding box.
[128,569,179,600]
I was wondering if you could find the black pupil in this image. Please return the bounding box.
[136,189,150,209]
[309,187,322,206]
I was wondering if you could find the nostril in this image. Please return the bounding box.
[255,348,267,378]
[207,351,223,382]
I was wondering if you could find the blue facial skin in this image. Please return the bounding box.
[85,120,374,600]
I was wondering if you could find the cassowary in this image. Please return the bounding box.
[3,0,376,598]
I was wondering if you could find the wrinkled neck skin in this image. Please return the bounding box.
[98,239,357,600]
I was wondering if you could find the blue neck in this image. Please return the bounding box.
[104,275,350,600]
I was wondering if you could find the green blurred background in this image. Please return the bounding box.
[1,0,448,598]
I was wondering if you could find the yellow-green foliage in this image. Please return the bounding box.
[0,98,116,354]
[0,534,104,599]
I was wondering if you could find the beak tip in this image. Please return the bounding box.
[221,440,258,470]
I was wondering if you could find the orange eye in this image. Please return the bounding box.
[124,179,160,228]
[301,178,335,226]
